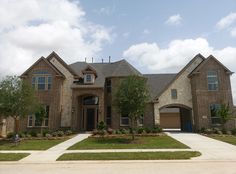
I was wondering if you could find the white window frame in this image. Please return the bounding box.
[27,105,50,127]
[138,115,144,126]
[207,71,219,91]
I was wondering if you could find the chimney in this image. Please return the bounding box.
[92,57,94,63]
[102,58,104,63]
[109,56,111,63]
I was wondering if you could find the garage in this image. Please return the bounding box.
[160,108,181,129]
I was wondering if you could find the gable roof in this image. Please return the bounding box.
[20,57,65,78]
[144,74,177,101]
[152,54,205,100]
[46,51,79,78]
[82,65,98,77]
[189,55,233,77]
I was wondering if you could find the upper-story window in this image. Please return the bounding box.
[171,89,177,99]
[32,70,52,90]
[207,71,219,91]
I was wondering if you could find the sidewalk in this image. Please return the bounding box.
[20,133,90,162]
[167,132,236,160]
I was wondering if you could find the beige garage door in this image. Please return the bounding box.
[160,113,180,129]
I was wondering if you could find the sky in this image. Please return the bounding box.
[0,0,236,103]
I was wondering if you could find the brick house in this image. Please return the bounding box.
[14,52,235,133]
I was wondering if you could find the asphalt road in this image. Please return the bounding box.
[1,161,236,174]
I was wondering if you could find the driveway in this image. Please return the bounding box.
[167,132,236,160]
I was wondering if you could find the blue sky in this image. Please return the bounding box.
[0,0,235,102]
[79,0,236,59]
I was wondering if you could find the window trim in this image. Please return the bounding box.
[207,71,219,91]
[32,74,52,91]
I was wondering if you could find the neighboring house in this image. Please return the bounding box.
[15,52,235,133]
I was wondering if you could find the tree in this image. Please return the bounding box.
[35,104,47,135]
[114,75,149,140]
[217,104,235,130]
[0,76,38,133]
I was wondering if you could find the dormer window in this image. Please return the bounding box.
[82,65,97,84]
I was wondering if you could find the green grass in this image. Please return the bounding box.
[0,139,66,150]
[207,135,236,146]
[68,135,189,150]
[57,151,201,160]
[0,153,30,161]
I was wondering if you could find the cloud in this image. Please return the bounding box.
[165,14,182,26]
[216,12,236,29]
[0,0,112,77]
[230,27,236,37]
[143,29,150,34]
[123,38,236,104]
[122,32,130,38]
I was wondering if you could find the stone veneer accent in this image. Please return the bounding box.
[49,57,74,127]
[154,56,204,126]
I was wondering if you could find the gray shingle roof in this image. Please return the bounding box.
[144,74,177,100]
[69,59,142,87]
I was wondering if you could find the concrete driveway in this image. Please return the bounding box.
[167,132,236,160]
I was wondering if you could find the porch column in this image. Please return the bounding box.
[98,91,104,122]
[154,103,160,125]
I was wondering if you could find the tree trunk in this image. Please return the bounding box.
[131,118,135,141]
[14,116,19,134]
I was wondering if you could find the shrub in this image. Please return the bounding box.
[52,131,58,137]
[43,130,49,137]
[152,125,162,133]
[7,132,15,139]
[29,130,37,137]
[226,130,232,135]
[97,121,106,131]
[205,128,213,134]
[200,127,206,133]
[107,128,113,135]
[145,127,152,134]
[57,131,64,137]
[98,130,107,136]
[65,130,73,136]
[120,128,128,134]
[115,130,122,134]
[37,133,42,137]
[216,130,223,135]
[137,127,145,134]
[45,133,52,138]
[231,128,236,135]
[222,128,227,134]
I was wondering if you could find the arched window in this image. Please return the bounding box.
[83,96,99,105]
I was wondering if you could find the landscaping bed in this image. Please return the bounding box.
[57,151,200,160]
[68,134,189,150]
[0,153,30,161]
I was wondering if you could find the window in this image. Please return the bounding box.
[28,115,33,127]
[120,114,129,126]
[83,96,99,105]
[27,105,50,127]
[106,79,111,93]
[32,70,52,90]
[207,71,218,91]
[210,104,221,124]
[86,74,92,82]
[106,106,112,126]
[138,114,144,126]
[171,89,177,99]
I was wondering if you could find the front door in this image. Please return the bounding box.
[86,108,95,131]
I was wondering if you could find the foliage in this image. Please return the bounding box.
[97,121,106,131]
[217,104,235,129]
[35,104,47,135]
[114,75,149,140]
[0,76,38,132]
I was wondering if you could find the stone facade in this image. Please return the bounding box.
[13,52,235,134]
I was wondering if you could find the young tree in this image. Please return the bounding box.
[217,104,235,130]
[0,76,38,133]
[35,104,47,135]
[114,75,149,140]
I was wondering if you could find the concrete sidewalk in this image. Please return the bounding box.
[20,133,90,162]
[167,132,236,160]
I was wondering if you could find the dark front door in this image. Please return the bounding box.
[86,108,95,131]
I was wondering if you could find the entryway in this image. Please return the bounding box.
[85,108,96,131]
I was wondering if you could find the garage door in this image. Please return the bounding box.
[160,113,180,129]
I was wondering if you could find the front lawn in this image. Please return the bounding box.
[57,151,200,160]
[207,135,236,146]
[0,139,66,150]
[0,153,30,161]
[68,135,189,150]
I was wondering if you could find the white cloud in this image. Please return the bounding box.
[165,14,182,26]
[230,27,236,37]
[216,12,236,29]
[143,29,150,34]
[123,38,236,104]
[122,32,130,38]
[0,0,112,76]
